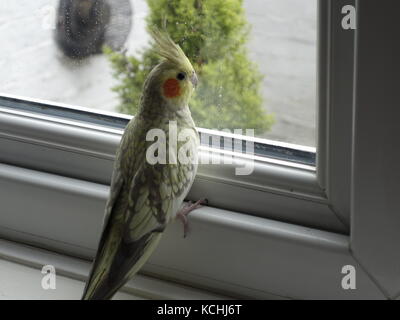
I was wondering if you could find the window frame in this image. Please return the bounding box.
[317,0,356,229]
[350,0,400,299]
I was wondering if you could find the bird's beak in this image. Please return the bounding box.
[191,73,198,88]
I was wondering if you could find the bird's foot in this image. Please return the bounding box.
[176,199,208,238]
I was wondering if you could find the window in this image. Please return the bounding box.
[244,0,317,146]
[0,0,133,111]
[2,0,396,300]
[0,0,316,148]
[0,0,336,251]
[0,0,323,230]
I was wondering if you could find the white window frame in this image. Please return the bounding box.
[0,0,397,299]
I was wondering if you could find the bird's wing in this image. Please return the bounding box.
[81,165,127,300]
[82,159,196,300]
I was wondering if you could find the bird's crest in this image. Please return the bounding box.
[149,28,194,73]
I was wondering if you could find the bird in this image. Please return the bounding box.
[82,29,204,300]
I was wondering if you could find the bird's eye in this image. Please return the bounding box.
[177,72,186,81]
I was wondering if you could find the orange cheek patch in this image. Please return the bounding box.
[163,78,181,98]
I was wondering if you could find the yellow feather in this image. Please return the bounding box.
[149,28,194,73]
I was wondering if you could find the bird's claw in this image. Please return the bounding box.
[177,198,208,238]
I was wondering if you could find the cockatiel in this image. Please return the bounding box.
[82,30,204,300]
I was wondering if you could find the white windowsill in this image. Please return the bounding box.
[0,202,385,299]
[0,239,230,300]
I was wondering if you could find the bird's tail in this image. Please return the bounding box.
[82,232,163,300]
[82,275,119,300]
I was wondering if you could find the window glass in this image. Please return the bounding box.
[0,0,316,147]
[244,0,317,146]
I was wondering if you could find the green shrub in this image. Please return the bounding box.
[106,0,274,134]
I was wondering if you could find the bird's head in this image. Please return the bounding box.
[143,29,198,112]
